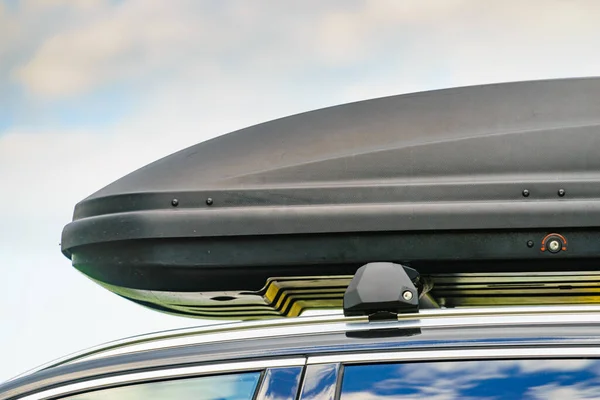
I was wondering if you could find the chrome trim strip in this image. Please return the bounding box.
[74,306,600,363]
[12,305,600,380]
[19,358,306,400]
[308,347,600,365]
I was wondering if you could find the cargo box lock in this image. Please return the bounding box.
[541,233,567,253]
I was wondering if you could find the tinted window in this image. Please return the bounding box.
[340,359,600,399]
[63,371,261,400]
[299,363,339,400]
[255,367,303,400]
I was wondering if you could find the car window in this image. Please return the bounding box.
[299,363,340,400]
[62,371,261,400]
[340,359,600,399]
[255,366,303,400]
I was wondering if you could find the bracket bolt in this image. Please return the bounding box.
[402,290,414,301]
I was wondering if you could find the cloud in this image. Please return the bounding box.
[342,360,600,399]
[23,0,106,8]
[70,372,260,399]
[366,361,506,399]
[13,0,174,97]
[517,359,595,374]
[0,124,206,381]
[527,381,600,400]
[300,364,338,398]
[12,0,600,101]
[0,125,207,228]
[341,392,455,400]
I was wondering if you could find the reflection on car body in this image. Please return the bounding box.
[5,308,600,399]
[64,372,261,400]
[340,359,600,399]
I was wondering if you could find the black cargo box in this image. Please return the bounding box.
[61,78,600,319]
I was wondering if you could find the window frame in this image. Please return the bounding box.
[18,358,305,400]
[302,346,600,400]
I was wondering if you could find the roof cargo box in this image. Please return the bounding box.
[61,78,600,319]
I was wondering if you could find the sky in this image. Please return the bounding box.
[2,0,600,382]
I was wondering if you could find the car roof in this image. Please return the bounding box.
[4,305,600,399]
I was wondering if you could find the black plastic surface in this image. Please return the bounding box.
[344,263,419,317]
[71,231,600,293]
[59,77,600,308]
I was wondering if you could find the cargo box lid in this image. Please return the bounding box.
[61,77,600,319]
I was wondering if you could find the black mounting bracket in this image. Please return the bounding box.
[343,262,422,320]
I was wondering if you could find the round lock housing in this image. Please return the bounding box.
[541,233,568,253]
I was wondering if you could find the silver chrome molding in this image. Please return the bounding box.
[308,347,600,365]
[10,305,600,381]
[69,306,600,364]
[17,358,305,400]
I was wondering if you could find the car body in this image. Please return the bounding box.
[4,77,600,399]
[4,306,600,399]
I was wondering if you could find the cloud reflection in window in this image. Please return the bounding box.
[341,359,600,399]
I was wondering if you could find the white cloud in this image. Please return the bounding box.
[0,3,19,61]
[342,360,600,399]
[527,381,600,400]
[0,120,218,381]
[301,365,338,398]
[24,0,106,8]
[517,359,595,374]
[365,361,506,399]
[13,1,171,97]
[0,128,198,222]
[12,0,600,100]
[0,128,206,380]
[341,392,454,400]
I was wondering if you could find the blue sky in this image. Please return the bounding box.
[2,0,600,382]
